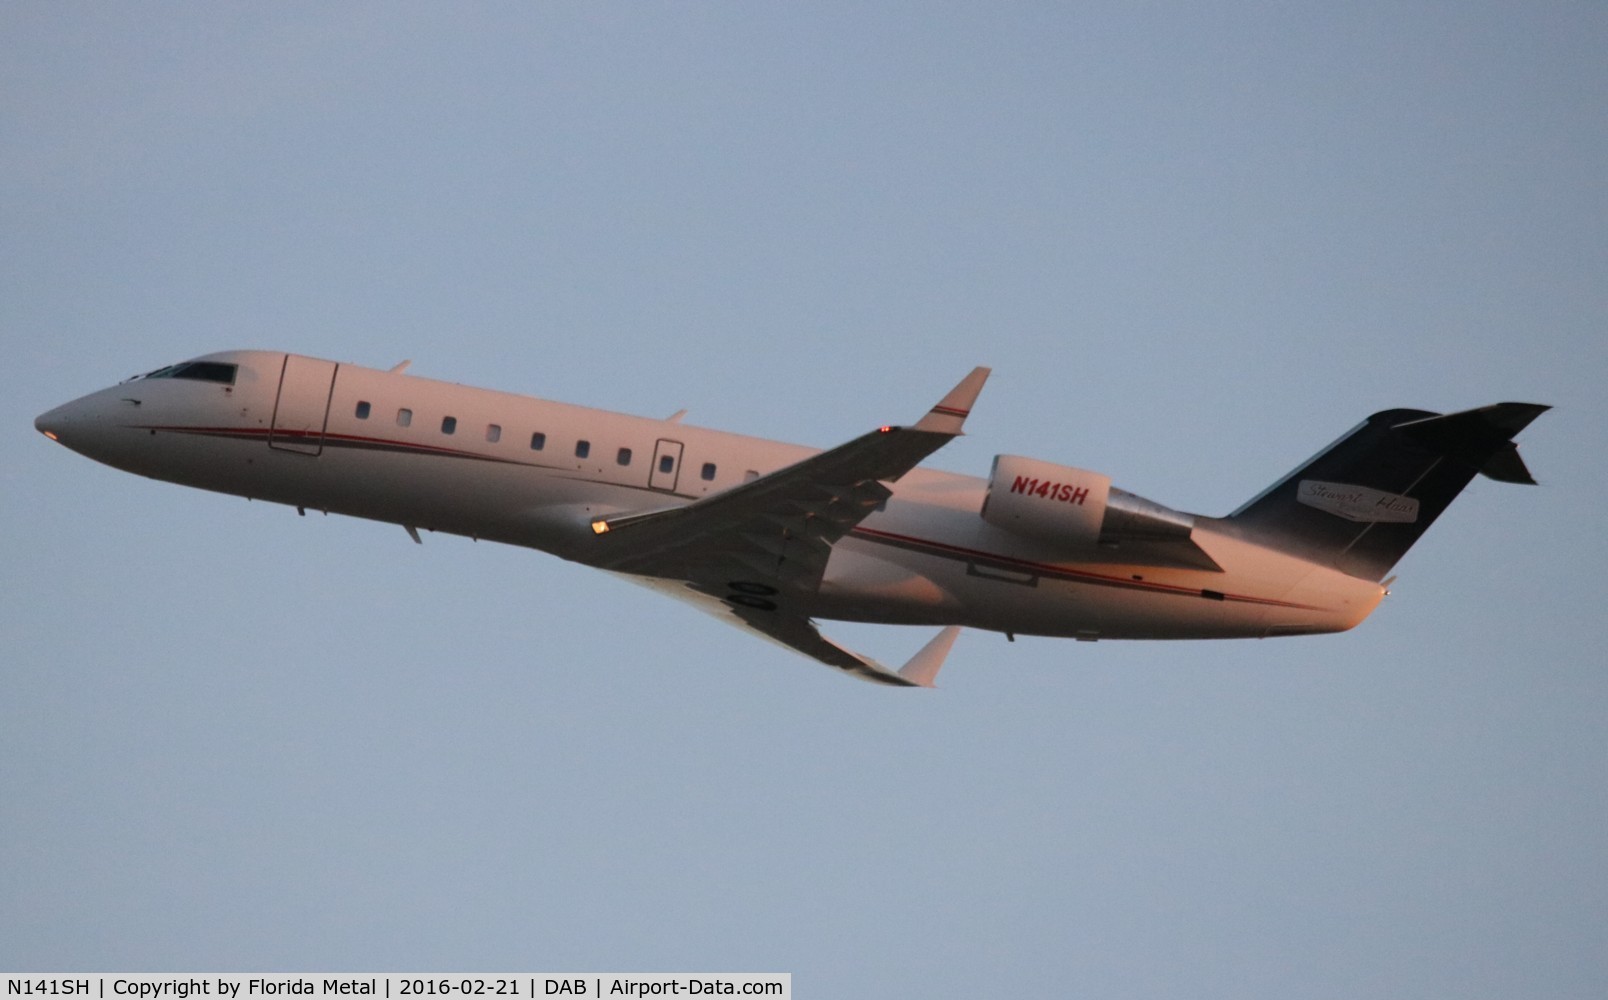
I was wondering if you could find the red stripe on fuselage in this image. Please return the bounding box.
[849,526,1319,609]
[135,424,539,466]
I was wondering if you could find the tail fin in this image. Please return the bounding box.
[1226,402,1548,581]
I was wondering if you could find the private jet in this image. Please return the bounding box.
[36,351,1546,686]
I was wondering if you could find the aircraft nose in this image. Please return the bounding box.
[36,394,117,455]
[37,386,158,472]
[35,402,73,442]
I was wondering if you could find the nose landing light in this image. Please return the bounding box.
[35,409,66,442]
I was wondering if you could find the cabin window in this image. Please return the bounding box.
[486,424,501,443]
[701,462,717,481]
[617,447,633,466]
[397,408,413,427]
[355,401,371,419]
[575,440,591,459]
[441,416,457,435]
[659,455,676,474]
[530,432,546,451]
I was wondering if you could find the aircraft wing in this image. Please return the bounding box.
[585,366,989,684]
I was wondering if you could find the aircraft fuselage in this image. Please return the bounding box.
[37,350,1384,650]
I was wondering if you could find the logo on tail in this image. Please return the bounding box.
[1297,480,1420,523]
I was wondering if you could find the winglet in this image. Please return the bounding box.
[897,626,962,688]
[914,367,991,434]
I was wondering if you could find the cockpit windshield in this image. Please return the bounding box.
[126,361,238,385]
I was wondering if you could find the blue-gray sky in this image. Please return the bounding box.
[4,4,1605,997]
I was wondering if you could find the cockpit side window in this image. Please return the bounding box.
[131,361,238,385]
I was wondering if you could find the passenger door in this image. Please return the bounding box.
[650,438,684,491]
[269,354,337,455]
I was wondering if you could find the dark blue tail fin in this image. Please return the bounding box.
[1225,403,1548,581]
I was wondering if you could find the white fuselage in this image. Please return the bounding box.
[37,351,1384,641]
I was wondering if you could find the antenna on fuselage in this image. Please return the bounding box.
[389,360,412,374]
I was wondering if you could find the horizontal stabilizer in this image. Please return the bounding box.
[1479,447,1538,485]
[1394,403,1549,485]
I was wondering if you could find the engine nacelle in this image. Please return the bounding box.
[981,455,1111,548]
